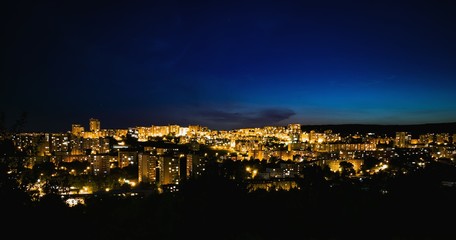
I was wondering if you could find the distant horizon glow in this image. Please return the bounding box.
[2,1,456,132]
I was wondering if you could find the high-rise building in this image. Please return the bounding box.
[90,154,110,175]
[288,123,301,134]
[138,153,158,184]
[118,150,138,168]
[71,124,84,137]
[158,156,180,185]
[186,154,196,178]
[395,132,411,148]
[188,125,201,135]
[50,133,70,152]
[168,124,180,135]
[151,125,169,136]
[89,118,101,132]
[189,154,206,178]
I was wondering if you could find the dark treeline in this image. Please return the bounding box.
[301,122,456,137]
[3,161,456,240]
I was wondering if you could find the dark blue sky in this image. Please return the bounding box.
[2,0,456,132]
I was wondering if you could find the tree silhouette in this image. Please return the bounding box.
[0,112,5,138]
[339,161,355,177]
[361,156,380,172]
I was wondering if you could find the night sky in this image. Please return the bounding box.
[2,0,456,132]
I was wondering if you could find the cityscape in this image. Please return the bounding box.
[3,1,456,239]
[1,118,455,239]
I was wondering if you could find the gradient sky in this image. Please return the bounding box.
[2,0,456,132]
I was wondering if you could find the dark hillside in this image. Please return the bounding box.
[300,122,456,137]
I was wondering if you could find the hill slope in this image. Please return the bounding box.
[300,122,456,137]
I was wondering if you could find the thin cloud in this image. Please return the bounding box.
[199,108,296,129]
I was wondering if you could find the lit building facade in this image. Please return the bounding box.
[138,153,158,184]
[158,156,180,185]
[89,118,101,132]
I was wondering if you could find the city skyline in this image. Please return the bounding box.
[2,0,456,132]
